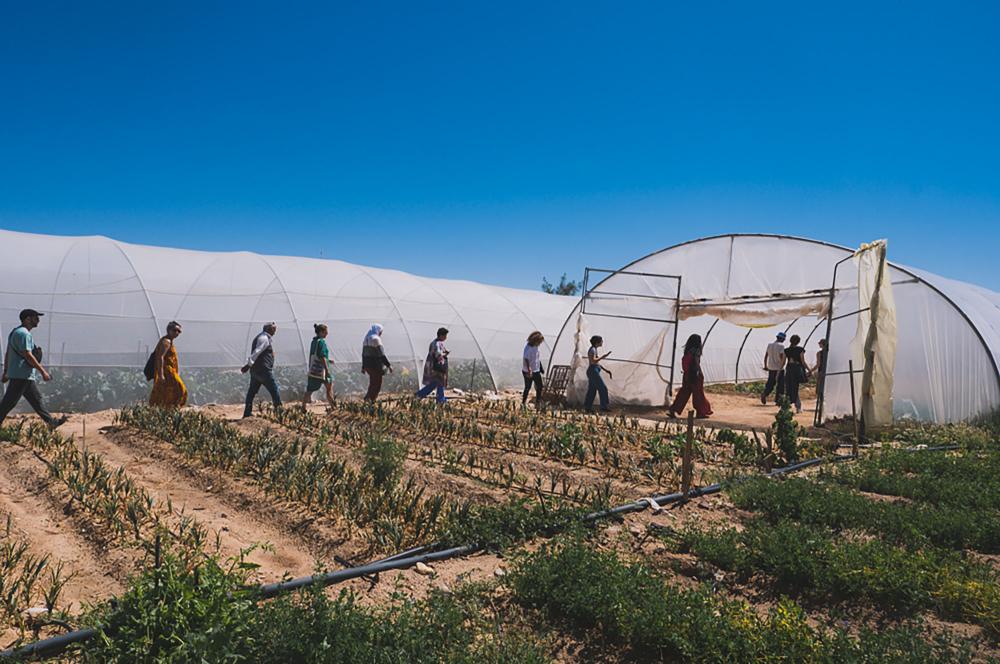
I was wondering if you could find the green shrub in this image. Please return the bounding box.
[675,518,1000,635]
[362,435,408,487]
[509,537,971,662]
[772,399,799,464]
[729,475,1000,552]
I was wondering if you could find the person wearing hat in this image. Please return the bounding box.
[760,331,787,405]
[0,309,67,429]
[241,322,283,418]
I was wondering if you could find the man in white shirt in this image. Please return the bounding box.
[760,332,786,405]
[241,322,282,417]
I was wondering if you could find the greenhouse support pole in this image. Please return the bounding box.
[668,277,682,398]
[817,254,853,426]
[681,411,694,496]
[734,328,753,385]
[848,360,859,456]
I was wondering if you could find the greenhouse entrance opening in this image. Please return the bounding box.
[576,267,682,402]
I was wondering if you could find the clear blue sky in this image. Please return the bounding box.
[2,2,998,291]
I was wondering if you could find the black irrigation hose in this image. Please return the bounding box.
[3,445,953,661]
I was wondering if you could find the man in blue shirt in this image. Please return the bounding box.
[0,309,67,429]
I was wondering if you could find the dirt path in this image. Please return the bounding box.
[60,412,331,584]
[0,425,128,613]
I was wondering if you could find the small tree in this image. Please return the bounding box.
[541,273,580,296]
[772,397,800,465]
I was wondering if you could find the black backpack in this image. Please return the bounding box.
[143,338,168,381]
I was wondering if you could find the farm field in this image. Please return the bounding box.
[0,393,997,662]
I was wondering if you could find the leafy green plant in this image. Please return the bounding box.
[772,398,799,464]
[510,536,972,662]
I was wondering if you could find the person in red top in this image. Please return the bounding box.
[667,334,713,419]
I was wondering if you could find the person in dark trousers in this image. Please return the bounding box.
[242,322,282,418]
[0,309,67,429]
[415,328,449,403]
[521,331,545,409]
[760,331,787,405]
[783,334,808,413]
[362,323,392,402]
[811,338,828,396]
[668,334,713,419]
[584,335,612,413]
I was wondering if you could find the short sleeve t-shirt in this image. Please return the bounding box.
[764,341,785,371]
[523,344,541,373]
[6,327,37,381]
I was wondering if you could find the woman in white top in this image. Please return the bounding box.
[522,331,545,408]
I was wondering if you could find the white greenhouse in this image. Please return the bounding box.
[2,230,998,424]
[549,234,1000,424]
[0,229,577,399]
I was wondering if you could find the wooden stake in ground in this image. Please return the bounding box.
[682,410,694,497]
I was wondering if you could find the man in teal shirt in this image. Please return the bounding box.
[0,309,66,429]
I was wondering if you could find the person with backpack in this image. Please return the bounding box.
[149,321,187,408]
[241,322,283,418]
[415,328,449,404]
[783,334,808,414]
[302,323,335,409]
[0,309,67,429]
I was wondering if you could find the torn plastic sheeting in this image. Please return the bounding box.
[678,297,830,326]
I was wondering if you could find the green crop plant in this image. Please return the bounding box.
[772,398,799,464]
[672,518,1000,637]
[509,536,972,663]
[0,514,74,639]
[13,423,207,562]
[729,475,1000,553]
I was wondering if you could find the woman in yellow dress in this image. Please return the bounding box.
[150,321,188,408]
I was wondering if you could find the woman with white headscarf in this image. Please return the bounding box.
[361,323,392,401]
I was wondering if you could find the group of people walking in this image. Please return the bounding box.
[761,331,827,413]
[168,321,396,415]
[3,307,828,427]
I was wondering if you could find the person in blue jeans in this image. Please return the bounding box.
[415,328,449,403]
[584,335,613,413]
[241,322,283,418]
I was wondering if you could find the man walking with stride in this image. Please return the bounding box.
[0,309,67,429]
[242,322,283,418]
[760,331,786,405]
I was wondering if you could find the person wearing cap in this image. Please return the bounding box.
[241,322,282,418]
[415,327,449,404]
[760,331,786,405]
[0,309,67,429]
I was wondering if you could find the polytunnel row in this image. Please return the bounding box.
[0,230,578,392]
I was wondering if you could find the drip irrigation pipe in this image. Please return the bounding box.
[8,445,954,661]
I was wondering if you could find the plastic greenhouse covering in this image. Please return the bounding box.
[0,230,577,399]
[548,234,1000,424]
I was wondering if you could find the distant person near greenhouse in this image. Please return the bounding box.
[584,335,612,414]
[668,333,712,419]
[362,323,392,402]
[760,331,786,405]
[415,328,449,404]
[812,338,828,396]
[0,309,67,430]
[302,323,335,409]
[149,321,187,408]
[242,322,283,418]
[522,331,545,409]
[783,334,808,414]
